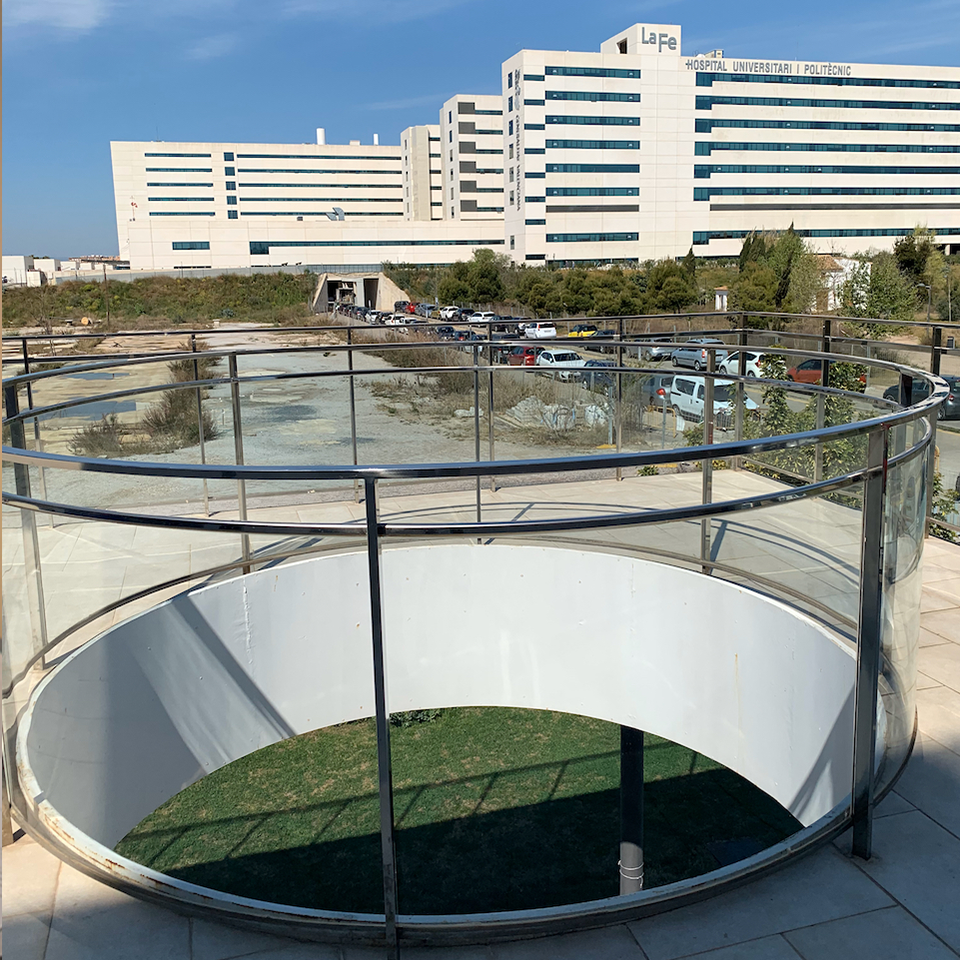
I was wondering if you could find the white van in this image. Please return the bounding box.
[669,375,758,425]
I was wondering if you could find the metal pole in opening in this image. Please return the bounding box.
[473,344,482,526]
[363,479,400,960]
[925,326,942,539]
[487,329,496,493]
[347,327,361,503]
[4,384,49,662]
[852,426,888,860]
[228,354,252,570]
[616,317,624,481]
[190,335,210,517]
[619,726,644,894]
[701,349,715,574]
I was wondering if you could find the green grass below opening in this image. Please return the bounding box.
[115,707,800,914]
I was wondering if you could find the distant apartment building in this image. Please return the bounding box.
[108,23,959,272]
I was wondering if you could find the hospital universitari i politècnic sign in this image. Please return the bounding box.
[684,57,855,77]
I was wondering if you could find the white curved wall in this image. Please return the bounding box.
[21,543,856,851]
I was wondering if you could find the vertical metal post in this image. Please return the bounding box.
[619,726,644,894]
[852,426,888,860]
[930,325,942,377]
[4,384,49,660]
[21,339,49,512]
[227,354,252,568]
[487,336,496,492]
[701,349,715,574]
[473,345,482,525]
[815,319,832,483]
[190,335,210,516]
[616,317,624,481]
[734,329,747,470]
[363,479,400,960]
[2,757,13,847]
[898,373,914,409]
[925,326,943,537]
[347,328,361,503]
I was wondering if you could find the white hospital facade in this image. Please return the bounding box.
[111,23,960,272]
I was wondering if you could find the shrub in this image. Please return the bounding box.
[69,414,129,458]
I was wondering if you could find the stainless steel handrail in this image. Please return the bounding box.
[1,328,942,955]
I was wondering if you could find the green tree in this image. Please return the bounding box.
[734,262,777,314]
[466,249,505,304]
[645,260,697,313]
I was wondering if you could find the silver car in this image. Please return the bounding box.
[671,338,729,371]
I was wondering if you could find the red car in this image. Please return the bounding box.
[787,359,867,387]
[786,359,823,384]
[507,345,543,366]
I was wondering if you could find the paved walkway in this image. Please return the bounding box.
[3,485,960,960]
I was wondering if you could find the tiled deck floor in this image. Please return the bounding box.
[3,482,960,960]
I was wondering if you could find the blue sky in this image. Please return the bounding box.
[3,0,958,258]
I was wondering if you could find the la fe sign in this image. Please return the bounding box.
[640,26,677,53]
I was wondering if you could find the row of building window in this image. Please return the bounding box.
[546,163,641,173]
[695,73,960,90]
[249,239,505,254]
[525,123,546,130]
[695,141,960,154]
[694,163,960,177]
[171,241,210,250]
[147,182,214,187]
[228,197,401,202]
[544,115,640,126]
[146,168,212,172]
[526,219,547,225]
[696,118,960,133]
[236,183,402,188]
[696,95,960,111]
[545,232,639,242]
[545,139,640,149]
[547,187,639,196]
[546,91,640,102]
[242,212,403,216]
[544,65,641,79]
[694,186,960,199]
[692,227,960,244]
[149,212,216,216]
[235,153,401,160]
[235,168,402,175]
[144,152,211,158]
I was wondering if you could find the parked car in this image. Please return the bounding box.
[394,300,410,313]
[718,350,766,378]
[569,324,598,338]
[671,338,729,371]
[525,321,558,339]
[640,336,674,362]
[471,311,497,324]
[669,375,758,425]
[536,349,587,379]
[579,359,616,391]
[435,325,456,340]
[639,373,675,408]
[507,345,543,366]
[439,305,461,320]
[786,359,823,384]
[883,375,960,420]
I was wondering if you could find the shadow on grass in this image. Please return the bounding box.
[157,767,799,915]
